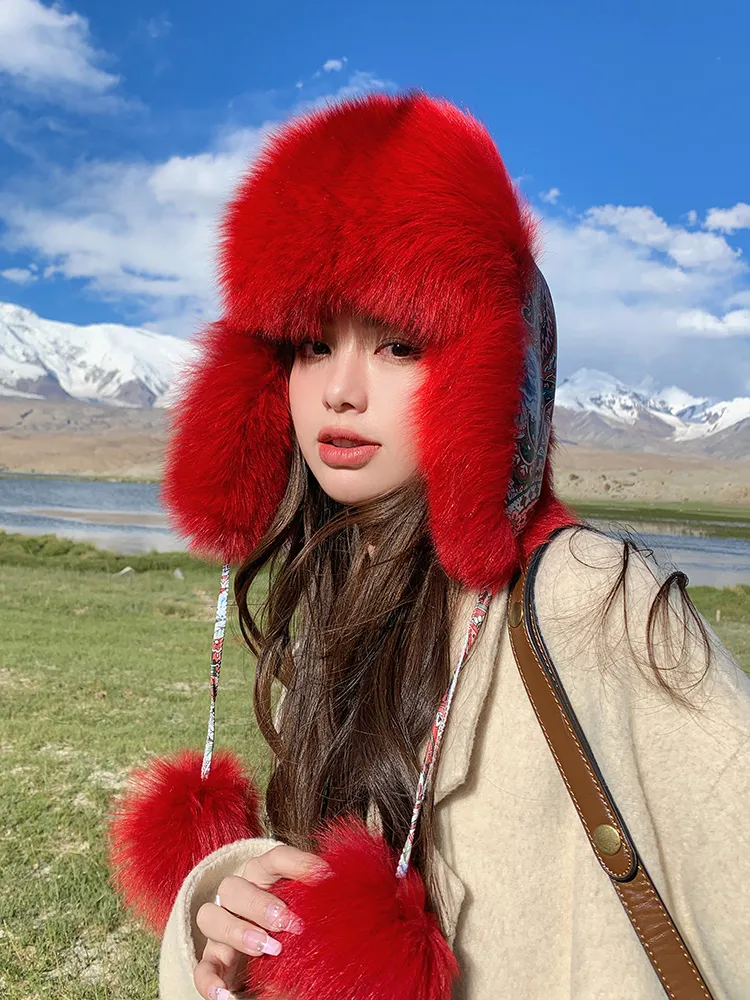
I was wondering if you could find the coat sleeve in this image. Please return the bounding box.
[537,525,750,1000]
[158,836,284,1000]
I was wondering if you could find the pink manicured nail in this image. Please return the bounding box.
[265,902,304,934]
[243,928,282,956]
[208,988,230,1000]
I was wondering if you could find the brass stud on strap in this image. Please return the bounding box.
[593,823,622,856]
[508,599,524,628]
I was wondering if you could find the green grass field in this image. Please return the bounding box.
[569,499,750,539]
[1,530,748,998]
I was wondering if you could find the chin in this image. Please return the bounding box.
[317,473,384,506]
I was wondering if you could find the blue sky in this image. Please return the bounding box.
[0,0,748,399]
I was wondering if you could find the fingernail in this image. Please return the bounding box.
[265,902,304,934]
[243,928,282,956]
[208,988,230,1000]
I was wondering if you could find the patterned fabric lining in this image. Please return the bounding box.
[506,264,558,534]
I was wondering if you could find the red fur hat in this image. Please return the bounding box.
[160,90,574,590]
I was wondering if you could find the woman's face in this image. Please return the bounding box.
[288,313,426,504]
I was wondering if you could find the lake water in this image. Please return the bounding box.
[1,474,749,589]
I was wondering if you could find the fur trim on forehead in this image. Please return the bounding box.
[161,91,575,588]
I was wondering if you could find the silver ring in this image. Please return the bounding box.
[214,893,222,908]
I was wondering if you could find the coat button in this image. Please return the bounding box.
[593,823,622,856]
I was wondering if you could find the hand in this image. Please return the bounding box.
[193,844,327,1000]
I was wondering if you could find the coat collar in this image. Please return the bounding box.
[432,584,510,805]
[427,584,510,944]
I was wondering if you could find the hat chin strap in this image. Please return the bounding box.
[202,564,493,878]
[201,562,231,780]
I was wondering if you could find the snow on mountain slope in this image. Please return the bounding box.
[0,302,196,408]
[672,397,750,441]
[556,369,681,431]
[556,368,750,441]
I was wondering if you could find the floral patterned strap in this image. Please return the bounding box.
[201,562,231,780]
[396,589,493,878]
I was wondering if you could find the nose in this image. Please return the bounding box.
[322,344,368,413]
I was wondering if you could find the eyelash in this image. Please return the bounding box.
[295,341,421,361]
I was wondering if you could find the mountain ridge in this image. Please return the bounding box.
[0,302,195,408]
[1,301,748,458]
[555,368,750,459]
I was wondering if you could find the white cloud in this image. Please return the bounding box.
[0,0,121,109]
[540,187,560,205]
[675,308,750,336]
[585,205,741,272]
[0,128,268,329]
[1,266,37,284]
[537,205,750,396]
[323,58,348,72]
[704,202,750,234]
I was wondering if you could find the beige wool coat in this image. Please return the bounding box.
[159,526,750,999]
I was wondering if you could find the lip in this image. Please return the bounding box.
[318,441,381,469]
[317,426,379,446]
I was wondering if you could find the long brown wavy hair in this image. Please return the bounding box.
[234,435,463,915]
[233,366,715,929]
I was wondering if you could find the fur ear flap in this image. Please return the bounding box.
[160,321,293,566]
[107,749,264,932]
[415,302,527,590]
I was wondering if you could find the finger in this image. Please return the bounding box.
[241,844,330,889]
[194,938,248,1000]
[193,955,230,1000]
[196,901,283,958]
[217,875,303,934]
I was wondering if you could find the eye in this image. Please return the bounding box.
[295,340,329,359]
[380,342,421,359]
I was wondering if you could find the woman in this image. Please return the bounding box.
[109,92,750,1000]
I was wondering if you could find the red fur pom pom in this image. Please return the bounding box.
[108,749,263,932]
[247,815,458,1000]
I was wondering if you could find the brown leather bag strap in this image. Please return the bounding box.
[507,539,715,999]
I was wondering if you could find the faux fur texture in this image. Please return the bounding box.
[160,91,575,588]
[107,749,263,932]
[246,815,458,1000]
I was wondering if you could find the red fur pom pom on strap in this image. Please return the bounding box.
[246,815,459,1000]
[107,749,263,932]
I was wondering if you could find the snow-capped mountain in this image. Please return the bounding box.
[555,369,750,458]
[556,368,750,439]
[0,301,196,408]
[0,302,748,458]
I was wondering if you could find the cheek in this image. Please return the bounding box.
[381,371,425,463]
